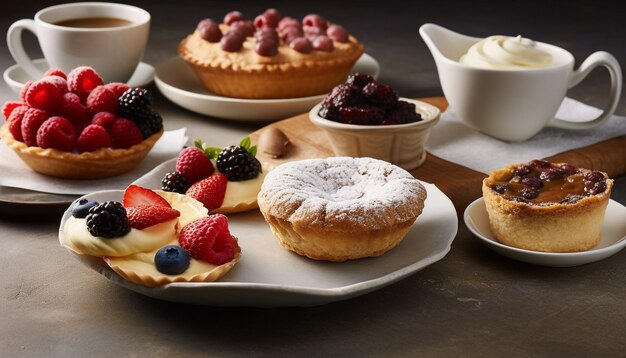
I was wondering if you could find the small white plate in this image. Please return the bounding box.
[3,59,155,94]
[464,198,626,267]
[59,166,457,307]
[154,53,380,122]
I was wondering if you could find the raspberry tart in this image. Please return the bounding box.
[178,8,365,99]
[482,160,613,252]
[61,185,241,287]
[1,67,163,179]
[161,137,267,214]
[257,157,427,262]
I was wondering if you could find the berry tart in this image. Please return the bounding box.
[161,137,266,214]
[257,157,427,262]
[0,67,164,179]
[61,185,241,287]
[178,8,365,99]
[482,160,614,252]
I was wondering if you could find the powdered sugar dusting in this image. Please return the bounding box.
[259,157,426,231]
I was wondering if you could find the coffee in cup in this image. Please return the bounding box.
[7,2,150,83]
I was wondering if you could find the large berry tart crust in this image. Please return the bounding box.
[178,8,365,99]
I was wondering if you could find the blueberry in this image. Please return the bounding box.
[71,199,99,218]
[492,184,508,194]
[154,245,190,275]
[521,188,539,200]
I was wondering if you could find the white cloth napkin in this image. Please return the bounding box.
[426,97,626,173]
[0,128,187,195]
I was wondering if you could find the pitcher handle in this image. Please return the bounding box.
[549,51,622,130]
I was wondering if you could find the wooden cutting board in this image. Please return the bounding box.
[250,97,626,213]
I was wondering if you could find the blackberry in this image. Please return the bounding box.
[362,82,398,110]
[86,201,130,238]
[134,111,163,139]
[318,104,339,121]
[118,88,153,118]
[161,171,190,194]
[324,83,362,108]
[217,145,262,181]
[346,73,375,88]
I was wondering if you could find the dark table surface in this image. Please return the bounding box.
[1,1,625,357]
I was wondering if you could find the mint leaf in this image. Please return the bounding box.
[240,136,251,150]
[249,145,257,157]
[206,147,221,159]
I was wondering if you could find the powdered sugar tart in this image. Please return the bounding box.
[178,9,365,99]
[257,157,427,261]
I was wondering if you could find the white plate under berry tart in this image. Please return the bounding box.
[464,198,626,267]
[59,175,457,307]
[153,53,379,122]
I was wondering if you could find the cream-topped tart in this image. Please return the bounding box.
[61,185,241,287]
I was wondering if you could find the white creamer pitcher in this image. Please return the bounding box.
[419,23,622,141]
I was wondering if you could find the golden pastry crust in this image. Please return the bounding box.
[482,163,613,252]
[178,29,365,99]
[257,157,427,261]
[1,124,163,179]
[104,241,241,287]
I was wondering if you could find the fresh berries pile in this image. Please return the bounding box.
[179,214,237,266]
[318,73,423,125]
[2,66,163,153]
[161,136,262,211]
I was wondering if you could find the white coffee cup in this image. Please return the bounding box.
[7,2,150,83]
[420,23,623,142]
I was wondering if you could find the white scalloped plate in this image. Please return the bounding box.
[465,198,626,267]
[59,170,457,307]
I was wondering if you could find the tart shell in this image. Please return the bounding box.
[1,124,163,179]
[482,164,613,253]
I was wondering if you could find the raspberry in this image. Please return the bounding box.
[86,85,118,114]
[179,214,236,265]
[161,171,190,194]
[24,79,62,112]
[185,173,227,212]
[77,124,111,152]
[58,92,90,126]
[21,108,50,146]
[43,68,67,79]
[175,147,215,184]
[19,81,32,102]
[86,201,130,238]
[2,101,23,120]
[67,66,104,100]
[91,111,118,133]
[216,145,262,181]
[105,82,130,98]
[7,105,29,141]
[110,118,143,149]
[36,116,76,151]
[42,75,68,94]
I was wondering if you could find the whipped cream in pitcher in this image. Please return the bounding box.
[460,35,553,70]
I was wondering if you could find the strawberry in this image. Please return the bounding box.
[36,116,76,151]
[77,124,111,152]
[175,147,215,184]
[123,185,171,208]
[179,214,236,265]
[110,118,143,149]
[67,66,104,100]
[185,173,227,212]
[2,101,23,120]
[127,205,180,230]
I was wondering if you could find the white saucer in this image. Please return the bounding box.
[154,53,380,122]
[3,59,155,94]
[464,198,626,267]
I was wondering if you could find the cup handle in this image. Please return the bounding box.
[7,19,45,80]
[549,51,622,130]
